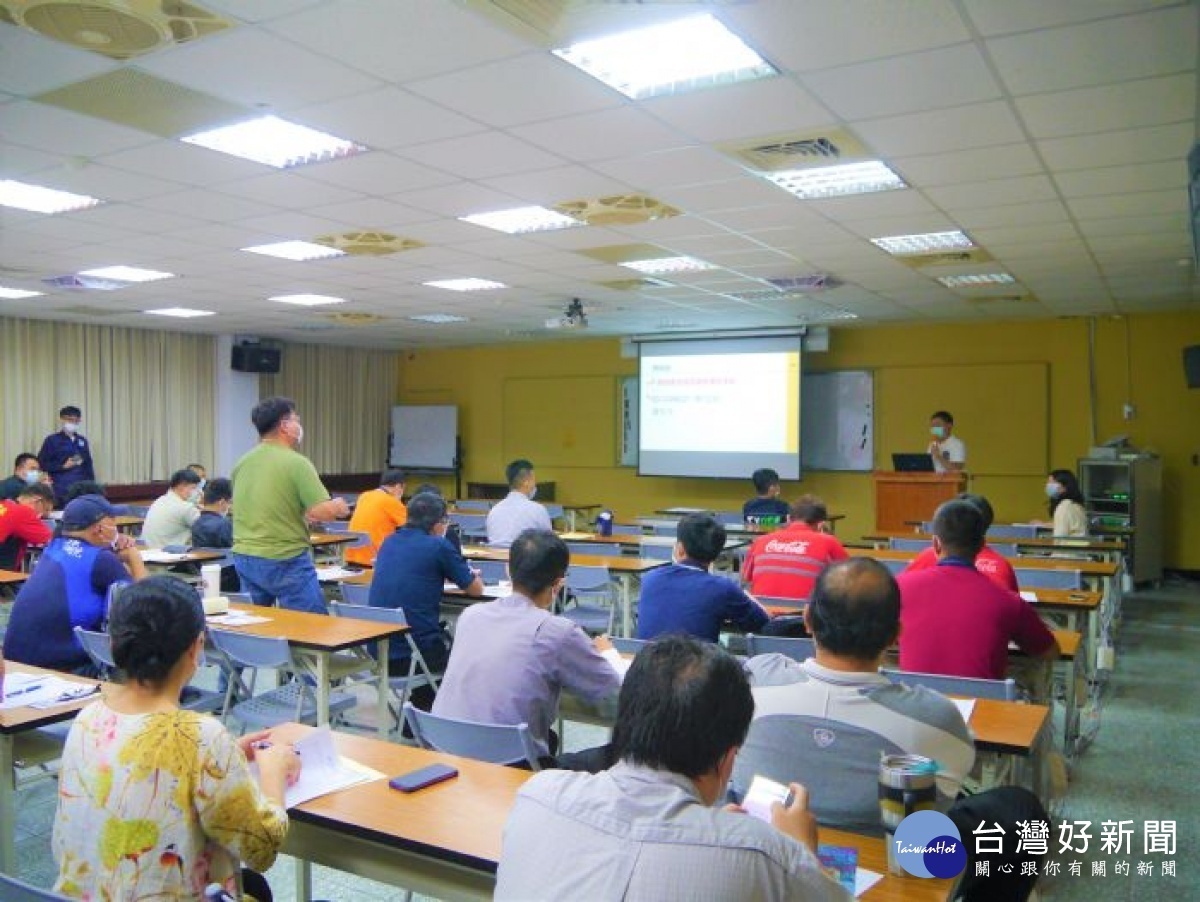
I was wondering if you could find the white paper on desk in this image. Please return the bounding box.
[262,727,382,808]
[207,611,271,626]
[1,674,96,710]
[141,549,189,563]
[952,698,976,722]
[854,868,884,897]
[1020,591,1039,603]
[316,566,357,582]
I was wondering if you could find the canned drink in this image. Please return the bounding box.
[879,754,938,874]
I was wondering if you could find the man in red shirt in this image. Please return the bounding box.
[904,493,1018,591]
[742,495,847,601]
[896,499,1058,680]
[0,483,54,571]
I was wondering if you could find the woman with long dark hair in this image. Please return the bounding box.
[1044,469,1088,537]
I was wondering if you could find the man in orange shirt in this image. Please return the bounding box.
[346,470,407,565]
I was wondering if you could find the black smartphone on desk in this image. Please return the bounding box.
[389,763,459,793]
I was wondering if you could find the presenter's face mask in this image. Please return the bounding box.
[930,425,946,439]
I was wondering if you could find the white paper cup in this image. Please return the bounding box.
[201,564,221,599]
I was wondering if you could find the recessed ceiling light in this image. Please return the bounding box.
[79,265,175,283]
[144,307,214,318]
[620,256,718,275]
[460,206,582,234]
[181,115,366,169]
[0,179,102,214]
[764,161,906,199]
[936,273,1016,288]
[423,278,507,292]
[269,293,346,306]
[553,13,776,100]
[0,286,44,299]
[871,231,974,255]
[410,313,470,323]
[241,241,346,262]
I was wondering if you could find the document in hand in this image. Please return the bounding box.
[257,727,383,808]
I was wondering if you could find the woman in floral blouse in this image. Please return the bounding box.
[52,575,300,901]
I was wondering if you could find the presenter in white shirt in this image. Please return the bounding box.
[927,410,966,473]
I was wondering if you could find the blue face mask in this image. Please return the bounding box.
[23,469,40,485]
[930,425,946,439]
[1045,483,1061,499]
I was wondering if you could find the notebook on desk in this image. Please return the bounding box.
[892,452,935,472]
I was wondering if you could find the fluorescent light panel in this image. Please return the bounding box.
[410,314,469,323]
[269,293,346,306]
[936,273,1016,288]
[423,278,506,292]
[620,256,717,275]
[553,13,776,100]
[871,231,974,255]
[79,265,175,283]
[0,179,101,214]
[181,115,365,169]
[144,307,214,318]
[765,160,906,199]
[460,206,582,234]
[0,286,44,299]
[241,241,346,261]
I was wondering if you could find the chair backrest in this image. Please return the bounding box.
[568,541,621,557]
[74,626,115,670]
[611,637,648,655]
[732,714,906,835]
[454,499,491,512]
[0,873,73,901]
[889,537,931,552]
[542,503,564,520]
[566,564,612,592]
[610,523,644,537]
[322,521,350,533]
[713,510,744,526]
[471,558,509,584]
[1013,567,1083,590]
[879,558,908,576]
[745,634,815,662]
[403,703,541,769]
[340,581,371,605]
[755,595,807,611]
[208,629,293,669]
[879,667,1017,701]
[652,523,677,537]
[987,524,1039,539]
[637,543,675,561]
[330,600,410,628]
[449,513,487,530]
[987,541,1018,558]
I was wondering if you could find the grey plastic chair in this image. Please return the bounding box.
[403,702,541,770]
[745,634,815,662]
[713,511,744,527]
[208,629,356,730]
[652,523,678,537]
[637,543,675,561]
[567,541,621,558]
[889,537,932,552]
[470,558,509,584]
[331,601,443,731]
[341,581,371,605]
[611,636,649,655]
[0,873,72,901]
[1014,568,1083,590]
[73,626,223,713]
[454,499,491,512]
[879,667,1017,701]
[988,524,1039,540]
[610,523,645,537]
[560,564,614,634]
[988,541,1018,558]
[879,558,908,576]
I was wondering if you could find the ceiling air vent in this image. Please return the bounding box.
[0,0,234,60]
[554,194,680,227]
[724,128,872,172]
[313,231,425,257]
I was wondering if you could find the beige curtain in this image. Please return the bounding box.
[0,316,216,484]
[260,341,398,473]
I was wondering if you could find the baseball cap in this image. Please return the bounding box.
[62,495,117,531]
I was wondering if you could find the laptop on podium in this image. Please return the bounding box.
[892,452,936,472]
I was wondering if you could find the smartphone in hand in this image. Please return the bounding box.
[389,763,459,793]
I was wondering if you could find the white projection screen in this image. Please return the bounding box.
[638,335,802,479]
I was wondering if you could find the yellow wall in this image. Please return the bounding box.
[398,311,1200,569]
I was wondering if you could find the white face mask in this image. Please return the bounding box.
[62,421,78,434]
[23,469,41,485]
[528,484,537,500]
[292,422,304,445]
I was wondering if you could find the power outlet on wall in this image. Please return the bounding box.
[1122,403,1136,420]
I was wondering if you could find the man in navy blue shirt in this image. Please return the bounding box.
[742,468,790,522]
[39,405,96,506]
[637,513,768,642]
[369,492,483,675]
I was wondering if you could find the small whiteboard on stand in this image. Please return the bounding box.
[390,406,457,470]
[801,371,874,471]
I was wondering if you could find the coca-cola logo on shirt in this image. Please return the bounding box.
[765,539,811,555]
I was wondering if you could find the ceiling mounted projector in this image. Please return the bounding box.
[545,297,589,330]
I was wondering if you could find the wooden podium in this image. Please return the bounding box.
[873,472,967,532]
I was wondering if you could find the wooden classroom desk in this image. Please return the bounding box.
[208,603,404,737]
[0,663,102,874]
[114,514,144,535]
[310,531,356,565]
[462,547,667,637]
[557,530,751,554]
[863,530,1125,556]
[560,502,602,530]
[270,722,952,902]
[0,568,28,599]
[140,547,225,569]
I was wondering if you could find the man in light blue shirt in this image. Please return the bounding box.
[485,458,551,548]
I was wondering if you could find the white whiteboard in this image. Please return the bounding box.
[801,371,874,471]
[390,405,457,470]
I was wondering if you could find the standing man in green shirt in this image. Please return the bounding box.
[231,396,349,613]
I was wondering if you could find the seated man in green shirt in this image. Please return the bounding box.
[231,396,348,613]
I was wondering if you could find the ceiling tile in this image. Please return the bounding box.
[2,101,153,157]
[1015,74,1195,139]
[511,106,690,163]
[399,132,566,180]
[1054,160,1185,198]
[0,25,118,96]
[643,77,833,144]
[893,143,1045,187]
[301,152,457,194]
[295,86,485,150]
[1067,190,1187,220]
[924,174,1059,211]
[854,101,1025,157]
